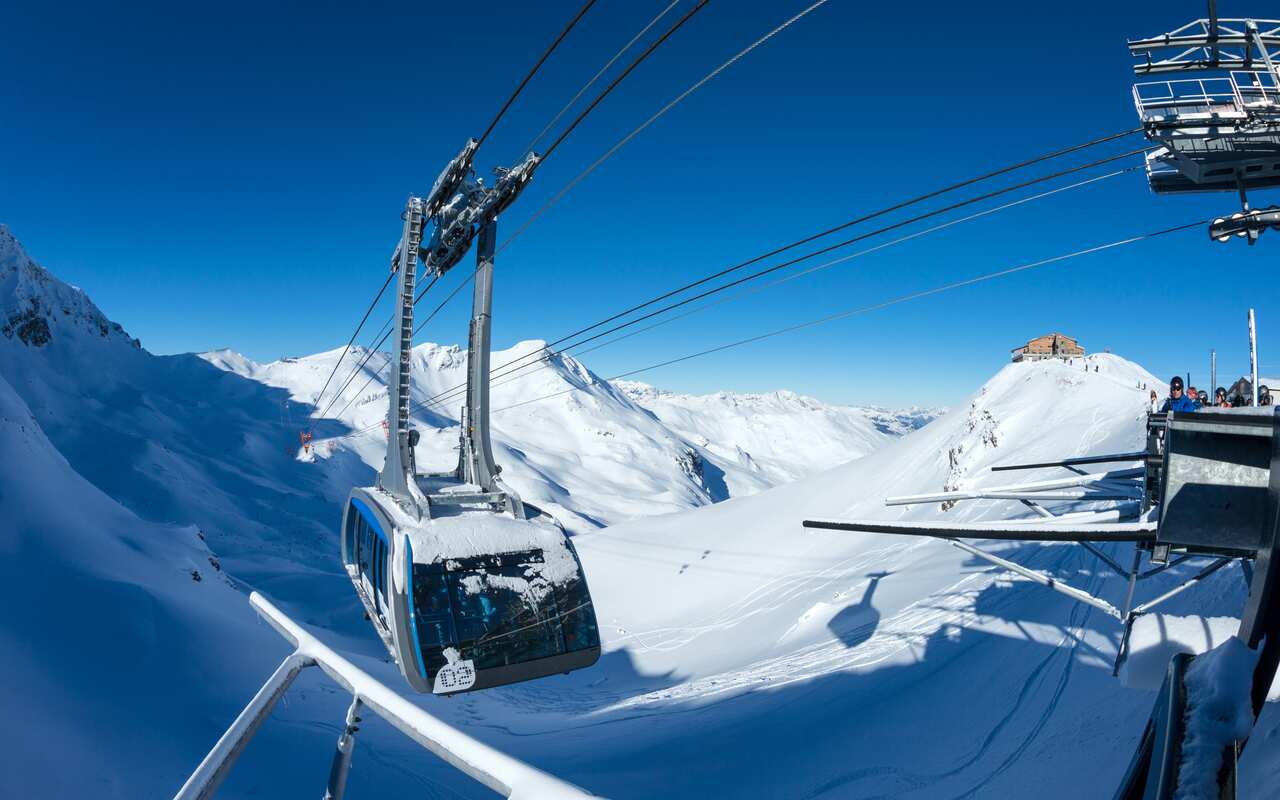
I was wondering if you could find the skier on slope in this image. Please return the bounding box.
[1160,376,1198,413]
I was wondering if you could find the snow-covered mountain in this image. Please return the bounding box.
[4,224,1278,798]
[616,379,943,491]
[0,225,353,629]
[204,340,936,533]
[0,362,458,799]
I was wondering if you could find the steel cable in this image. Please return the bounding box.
[540,0,713,161]
[476,0,600,149]
[489,219,1207,414]
[524,0,683,156]
[308,269,396,421]
[406,147,1150,417]
[502,0,841,255]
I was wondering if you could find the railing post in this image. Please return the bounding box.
[173,653,313,800]
[323,697,364,800]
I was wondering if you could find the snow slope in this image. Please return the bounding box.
[0,368,275,797]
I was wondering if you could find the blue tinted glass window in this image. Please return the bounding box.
[448,566,566,669]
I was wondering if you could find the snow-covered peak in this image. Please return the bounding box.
[617,379,943,427]
[615,378,945,489]
[199,347,263,376]
[0,226,138,350]
[617,380,820,409]
[612,379,666,402]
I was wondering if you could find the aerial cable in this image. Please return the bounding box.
[320,104,1139,434]
[314,327,394,423]
[320,9,1142,435]
[507,128,1146,344]
[308,0,618,426]
[314,269,441,423]
[358,0,705,356]
[319,269,459,423]
[342,0,715,378]
[320,0,603,384]
[413,272,472,338]
[308,269,396,420]
[572,167,1141,357]
[316,268,472,423]
[411,146,1150,415]
[326,348,393,424]
[539,0,713,162]
[323,0,601,394]
[451,166,1140,404]
[501,0,840,255]
[408,164,1143,415]
[406,151,1149,417]
[524,0,683,156]
[487,218,1207,415]
[476,0,601,149]
[505,147,1151,369]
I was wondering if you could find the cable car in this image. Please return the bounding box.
[337,148,599,695]
[341,489,600,694]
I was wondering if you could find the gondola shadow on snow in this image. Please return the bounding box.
[827,571,892,649]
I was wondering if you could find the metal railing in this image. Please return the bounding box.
[174,592,600,800]
[1132,70,1280,121]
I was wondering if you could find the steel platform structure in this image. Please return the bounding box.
[1127,5,1280,242]
[804,407,1280,798]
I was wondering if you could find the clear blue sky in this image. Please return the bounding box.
[3,1,1277,406]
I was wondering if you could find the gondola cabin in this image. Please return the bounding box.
[342,487,601,695]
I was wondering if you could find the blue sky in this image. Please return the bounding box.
[3,1,1277,406]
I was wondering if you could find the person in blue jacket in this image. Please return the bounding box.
[1160,376,1198,413]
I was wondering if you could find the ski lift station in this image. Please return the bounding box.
[1128,9,1280,242]
[1010,332,1085,362]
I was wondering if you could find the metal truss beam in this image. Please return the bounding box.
[1129,17,1280,76]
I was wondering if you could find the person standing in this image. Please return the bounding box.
[1149,389,1160,413]
[1160,376,1198,413]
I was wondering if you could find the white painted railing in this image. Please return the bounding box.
[174,592,600,800]
[1132,70,1280,120]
